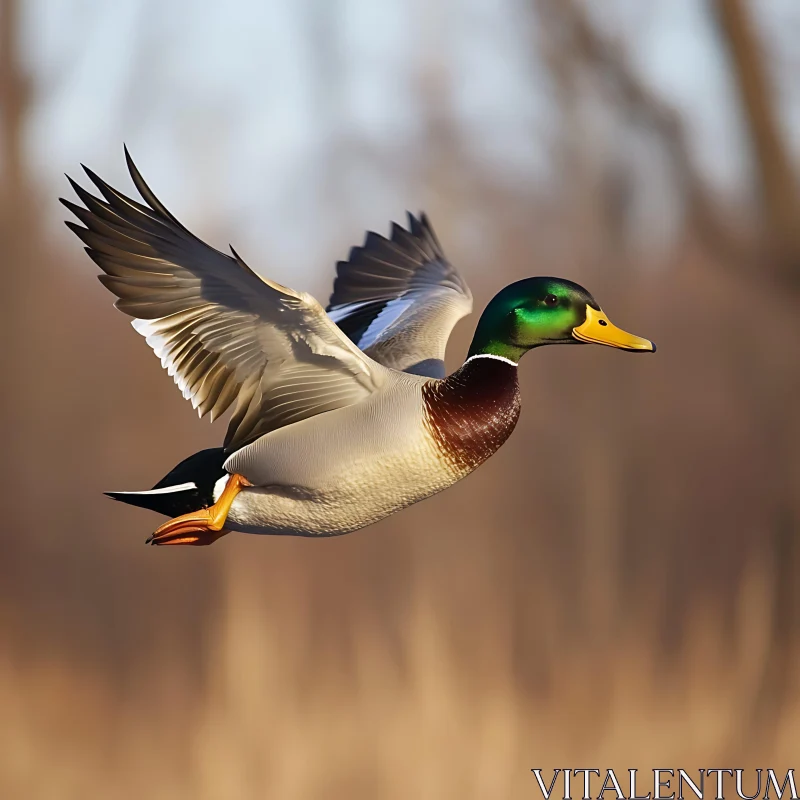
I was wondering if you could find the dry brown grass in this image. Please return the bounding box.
[2,535,798,799]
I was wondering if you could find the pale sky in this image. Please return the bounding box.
[16,0,800,283]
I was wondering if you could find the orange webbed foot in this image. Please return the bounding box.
[146,473,250,547]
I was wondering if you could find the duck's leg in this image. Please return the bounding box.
[147,473,251,546]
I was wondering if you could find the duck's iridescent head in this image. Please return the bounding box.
[468,277,655,363]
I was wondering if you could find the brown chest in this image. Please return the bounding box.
[422,356,521,474]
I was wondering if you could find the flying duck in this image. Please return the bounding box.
[62,149,655,546]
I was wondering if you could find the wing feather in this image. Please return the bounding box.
[327,213,472,377]
[63,148,383,452]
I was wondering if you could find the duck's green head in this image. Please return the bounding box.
[468,277,655,363]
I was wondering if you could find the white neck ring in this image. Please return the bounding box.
[464,353,519,367]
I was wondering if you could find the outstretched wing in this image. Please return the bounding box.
[62,147,383,452]
[326,213,472,378]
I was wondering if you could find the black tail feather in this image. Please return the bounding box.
[105,448,227,517]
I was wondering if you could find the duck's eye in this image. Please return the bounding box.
[544,294,558,306]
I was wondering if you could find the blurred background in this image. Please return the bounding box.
[1,0,799,797]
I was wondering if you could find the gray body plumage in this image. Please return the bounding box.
[220,371,461,536]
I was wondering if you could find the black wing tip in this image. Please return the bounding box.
[81,163,110,193]
[64,173,94,205]
[63,219,87,236]
[65,173,85,193]
[389,221,407,240]
[59,195,83,217]
[361,212,431,248]
[123,144,136,174]
[74,147,134,192]
[363,229,389,249]
[330,211,445,300]
[420,212,436,241]
[392,211,437,245]
[62,175,103,224]
[123,144,140,181]
[71,150,140,205]
[407,210,441,248]
[229,244,252,270]
[404,209,430,226]
[347,212,435,257]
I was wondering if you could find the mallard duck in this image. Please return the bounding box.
[62,149,655,546]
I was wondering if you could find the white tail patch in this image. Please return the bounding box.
[212,474,231,502]
[109,482,197,495]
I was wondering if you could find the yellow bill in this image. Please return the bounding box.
[572,306,656,352]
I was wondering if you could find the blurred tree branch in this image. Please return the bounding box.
[710,0,800,742]
[712,0,800,280]
[0,0,38,521]
[0,0,31,224]
[536,0,753,272]
[546,0,800,288]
